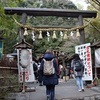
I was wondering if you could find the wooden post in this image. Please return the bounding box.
[22,68,26,93]
[78,15,85,44]
[19,13,27,93]
[93,43,98,86]
[19,13,27,42]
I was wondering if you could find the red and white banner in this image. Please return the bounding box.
[17,49,35,83]
[75,43,93,81]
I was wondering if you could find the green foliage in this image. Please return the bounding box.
[85,20,100,43]
[0,74,20,99]
[86,0,100,11]
[0,1,19,54]
[25,31,65,56]
[41,0,77,9]
[21,0,78,56]
[85,1,100,43]
[1,0,93,57]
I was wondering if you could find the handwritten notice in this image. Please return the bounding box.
[75,43,93,81]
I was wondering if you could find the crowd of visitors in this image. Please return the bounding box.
[33,54,71,84]
[32,49,85,100]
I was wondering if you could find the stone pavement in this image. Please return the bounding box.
[8,79,100,100]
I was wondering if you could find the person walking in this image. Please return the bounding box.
[66,62,71,80]
[38,57,43,86]
[39,49,59,100]
[71,53,85,92]
[33,58,38,81]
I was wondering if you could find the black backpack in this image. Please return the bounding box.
[74,60,82,72]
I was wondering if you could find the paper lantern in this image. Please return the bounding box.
[63,32,68,39]
[52,31,57,39]
[24,28,28,36]
[76,29,80,37]
[38,30,43,39]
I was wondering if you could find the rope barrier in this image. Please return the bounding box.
[13,16,94,32]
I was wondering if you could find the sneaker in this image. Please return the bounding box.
[47,95,50,100]
[82,89,84,91]
[78,89,82,92]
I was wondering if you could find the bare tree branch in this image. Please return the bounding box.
[87,0,100,11]
[92,0,100,6]
[85,19,100,33]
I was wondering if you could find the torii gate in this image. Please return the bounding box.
[4,7,97,85]
[4,7,97,44]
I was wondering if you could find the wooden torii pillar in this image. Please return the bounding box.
[4,7,97,44]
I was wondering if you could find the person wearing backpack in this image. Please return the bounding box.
[39,49,59,100]
[71,53,84,92]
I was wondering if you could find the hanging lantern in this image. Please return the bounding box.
[76,29,80,37]
[38,30,43,39]
[24,28,28,36]
[52,31,57,39]
[63,32,68,39]
[47,31,50,41]
[32,31,35,41]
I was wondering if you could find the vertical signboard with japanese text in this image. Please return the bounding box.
[75,43,93,81]
[17,49,35,83]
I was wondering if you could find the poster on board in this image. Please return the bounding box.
[75,43,93,81]
[17,49,35,83]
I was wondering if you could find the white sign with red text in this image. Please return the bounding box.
[17,49,35,83]
[75,43,93,81]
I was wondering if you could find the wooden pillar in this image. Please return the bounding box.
[78,15,85,44]
[19,13,27,92]
[19,13,27,41]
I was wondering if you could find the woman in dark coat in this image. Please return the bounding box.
[39,49,59,100]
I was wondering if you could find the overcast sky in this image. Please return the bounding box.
[70,0,89,10]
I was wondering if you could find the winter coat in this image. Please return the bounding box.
[71,59,84,77]
[40,52,59,85]
[33,61,38,79]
